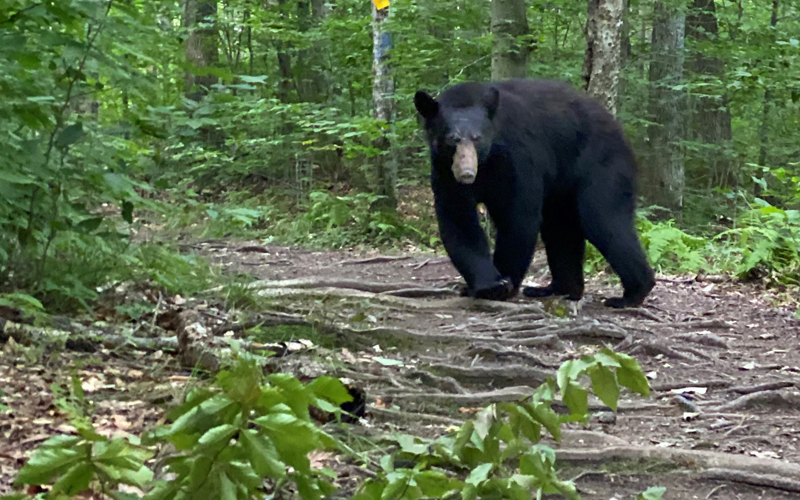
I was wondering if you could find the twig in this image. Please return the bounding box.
[704,484,726,499]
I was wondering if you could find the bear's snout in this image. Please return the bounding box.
[452,141,478,184]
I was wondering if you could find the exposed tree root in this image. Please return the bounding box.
[716,389,800,412]
[650,380,732,392]
[336,255,412,266]
[554,444,800,481]
[694,468,800,493]
[629,341,698,361]
[425,362,551,387]
[404,370,467,394]
[724,381,796,395]
[253,287,547,313]
[671,332,730,349]
[247,277,439,294]
[391,386,536,404]
[646,319,732,330]
[382,287,458,298]
[369,407,464,427]
[464,343,561,368]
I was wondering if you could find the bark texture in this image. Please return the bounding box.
[491,0,530,80]
[183,0,219,101]
[643,1,686,213]
[371,3,397,209]
[583,0,624,115]
[686,0,735,188]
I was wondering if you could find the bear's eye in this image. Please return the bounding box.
[446,133,461,145]
[471,133,482,142]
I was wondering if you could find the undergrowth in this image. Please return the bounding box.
[4,350,665,500]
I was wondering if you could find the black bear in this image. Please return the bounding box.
[414,78,655,308]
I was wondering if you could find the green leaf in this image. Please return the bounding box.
[55,123,84,148]
[381,471,410,500]
[638,486,667,500]
[218,471,237,500]
[395,434,428,455]
[416,471,462,497]
[240,429,286,478]
[15,445,85,485]
[465,463,493,486]
[197,424,238,450]
[307,376,353,406]
[603,350,650,398]
[51,462,94,495]
[561,382,588,419]
[588,365,620,411]
[75,217,104,233]
[557,359,592,393]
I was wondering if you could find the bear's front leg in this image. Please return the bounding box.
[432,182,511,300]
[490,202,541,296]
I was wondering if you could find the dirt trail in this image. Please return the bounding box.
[202,240,800,498]
[2,239,800,499]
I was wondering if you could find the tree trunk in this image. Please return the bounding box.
[583,0,623,115]
[183,0,219,101]
[491,0,530,80]
[371,2,397,210]
[643,1,686,214]
[755,0,778,199]
[686,0,734,188]
[295,0,328,103]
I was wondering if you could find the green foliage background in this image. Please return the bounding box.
[1,0,799,309]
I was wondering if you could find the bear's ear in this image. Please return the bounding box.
[414,90,439,120]
[482,86,500,120]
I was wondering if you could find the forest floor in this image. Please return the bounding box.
[2,239,800,499]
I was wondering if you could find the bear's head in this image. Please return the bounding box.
[414,83,500,185]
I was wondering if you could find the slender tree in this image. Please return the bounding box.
[490,0,530,80]
[686,0,734,188]
[642,1,686,214]
[372,0,397,209]
[755,0,779,198]
[583,0,624,115]
[183,0,219,101]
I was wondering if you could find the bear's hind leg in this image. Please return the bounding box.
[522,200,585,301]
[576,185,655,308]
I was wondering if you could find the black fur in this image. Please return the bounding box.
[414,79,655,308]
